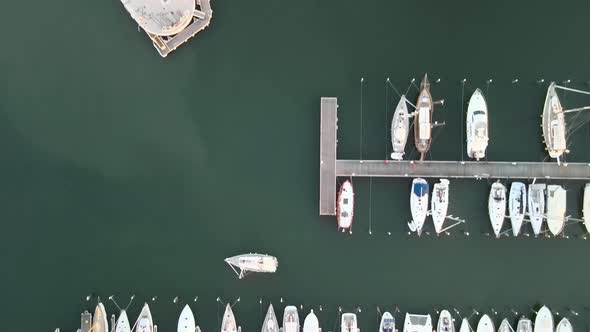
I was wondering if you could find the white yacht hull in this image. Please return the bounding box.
[488,182,507,237]
[283,306,300,332]
[115,310,131,332]
[93,303,109,332]
[509,182,527,236]
[380,312,395,332]
[516,318,532,332]
[403,313,432,332]
[556,318,572,332]
[410,178,429,236]
[262,304,279,332]
[431,179,450,234]
[534,306,554,332]
[437,310,454,332]
[584,184,590,232]
[391,95,410,160]
[546,185,567,236]
[303,310,320,332]
[498,319,511,332]
[137,303,154,332]
[221,304,238,332]
[337,180,355,231]
[476,315,494,332]
[178,305,196,332]
[466,89,489,160]
[459,319,470,332]
[341,313,358,332]
[542,83,566,159]
[225,253,278,278]
[528,183,546,235]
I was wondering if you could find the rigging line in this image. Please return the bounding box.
[564,106,590,113]
[555,85,590,96]
[385,81,389,160]
[369,177,373,235]
[360,78,364,160]
[461,81,465,162]
[404,79,415,96]
[386,79,402,98]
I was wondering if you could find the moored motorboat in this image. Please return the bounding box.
[93,303,109,332]
[337,180,355,233]
[546,185,567,236]
[178,305,196,332]
[516,317,533,332]
[225,253,278,279]
[283,306,300,332]
[137,303,154,332]
[380,312,395,332]
[221,304,238,332]
[262,304,279,332]
[534,306,554,332]
[542,83,566,161]
[437,310,454,332]
[391,95,410,160]
[410,178,430,236]
[414,74,434,161]
[476,315,494,332]
[584,183,590,232]
[466,89,489,160]
[341,313,358,332]
[488,182,507,237]
[498,319,511,332]
[556,318,572,332]
[528,183,546,236]
[403,313,433,332]
[115,310,131,332]
[431,179,450,234]
[303,310,320,332]
[509,182,527,236]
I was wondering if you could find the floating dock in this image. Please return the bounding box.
[319,97,590,216]
[80,310,92,332]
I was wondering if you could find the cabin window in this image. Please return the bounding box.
[341,211,348,217]
[343,198,349,204]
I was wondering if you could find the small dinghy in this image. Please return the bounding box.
[488,182,507,237]
[477,315,494,332]
[509,182,527,236]
[303,310,320,332]
[459,319,471,332]
[410,178,430,236]
[337,180,355,233]
[584,183,590,233]
[466,88,489,160]
[93,303,109,332]
[528,183,546,236]
[115,310,131,332]
[391,95,410,160]
[437,310,455,332]
[431,179,450,234]
[556,318,572,332]
[380,312,395,332]
[498,319,512,332]
[262,304,279,332]
[221,304,238,332]
[178,305,196,332]
[137,303,154,332]
[546,185,567,236]
[283,306,300,332]
[516,317,533,332]
[341,313,358,332]
[403,313,433,332]
[534,306,554,332]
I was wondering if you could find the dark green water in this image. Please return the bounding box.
[2,0,590,331]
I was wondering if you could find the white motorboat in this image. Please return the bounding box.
[516,317,533,332]
[556,318,572,332]
[542,83,566,160]
[584,183,590,232]
[178,305,196,332]
[528,183,546,235]
[262,304,279,332]
[341,313,358,332]
[437,310,454,332]
[93,303,109,332]
[534,306,554,332]
[498,319,511,332]
[225,253,278,279]
[391,95,410,160]
[509,182,527,236]
[488,182,507,237]
[410,178,430,236]
[459,319,471,332]
[466,88,489,160]
[403,313,432,332]
[476,315,494,332]
[221,304,238,332]
[431,179,450,234]
[337,180,355,232]
[115,310,131,332]
[414,74,434,161]
[380,312,395,332]
[303,310,320,332]
[137,303,154,332]
[546,185,567,236]
[283,306,300,332]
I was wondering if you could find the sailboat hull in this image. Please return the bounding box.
[542,83,566,159]
[546,185,567,236]
[509,182,527,236]
[410,178,429,235]
[476,315,494,332]
[534,306,554,332]
[137,303,154,332]
[115,310,131,332]
[303,310,320,332]
[391,96,410,160]
[93,303,109,332]
[262,304,279,332]
[431,180,450,234]
[414,75,433,160]
[221,304,238,332]
[528,183,546,235]
[488,182,507,237]
[178,305,196,332]
[584,184,590,232]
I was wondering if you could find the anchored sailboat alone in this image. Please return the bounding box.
[224,254,278,279]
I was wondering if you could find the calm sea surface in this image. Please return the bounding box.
[1,0,590,331]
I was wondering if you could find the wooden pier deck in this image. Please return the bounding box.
[319,97,590,215]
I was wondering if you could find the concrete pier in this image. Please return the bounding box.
[319,97,590,215]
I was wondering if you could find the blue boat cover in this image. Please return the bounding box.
[413,182,429,196]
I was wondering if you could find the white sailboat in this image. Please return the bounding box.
[137,303,154,332]
[488,182,507,237]
[221,304,238,332]
[546,185,567,236]
[410,178,429,236]
[262,304,279,332]
[224,253,278,279]
[542,83,567,160]
[391,95,410,160]
[476,315,494,332]
[516,317,533,332]
[584,183,590,232]
[414,74,434,161]
[498,319,511,332]
[380,312,395,332]
[509,182,527,236]
[431,179,450,234]
[341,313,359,332]
[115,310,131,332]
[303,310,320,332]
[555,318,572,332]
[459,319,471,332]
[283,306,300,332]
[93,303,109,332]
[437,310,455,332]
[528,183,546,235]
[337,180,355,232]
[534,306,554,332]
[403,313,432,332]
[178,305,196,332]
[466,89,489,160]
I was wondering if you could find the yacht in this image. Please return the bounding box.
[459,319,471,332]
[466,89,489,160]
[221,304,238,332]
[498,319,511,332]
[556,318,572,332]
[283,306,300,332]
[303,310,320,332]
[431,179,450,234]
[410,178,430,236]
[341,313,358,332]
[391,95,410,160]
[262,304,279,332]
[414,74,434,161]
[509,182,527,236]
[546,185,567,236]
[534,306,554,332]
[437,310,454,332]
[178,305,196,332]
[224,253,278,279]
[476,315,494,332]
[380,312,395,332]
[337,180,355,232]
[516,317,533,332]
[584,183,590,232]
[115,310,131,332]
[137,303,154,332]
[488,182,507,237]
[528,183,546,236]
[403,313,432,332]
[542,83,566,160]
[93,303,109,332]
